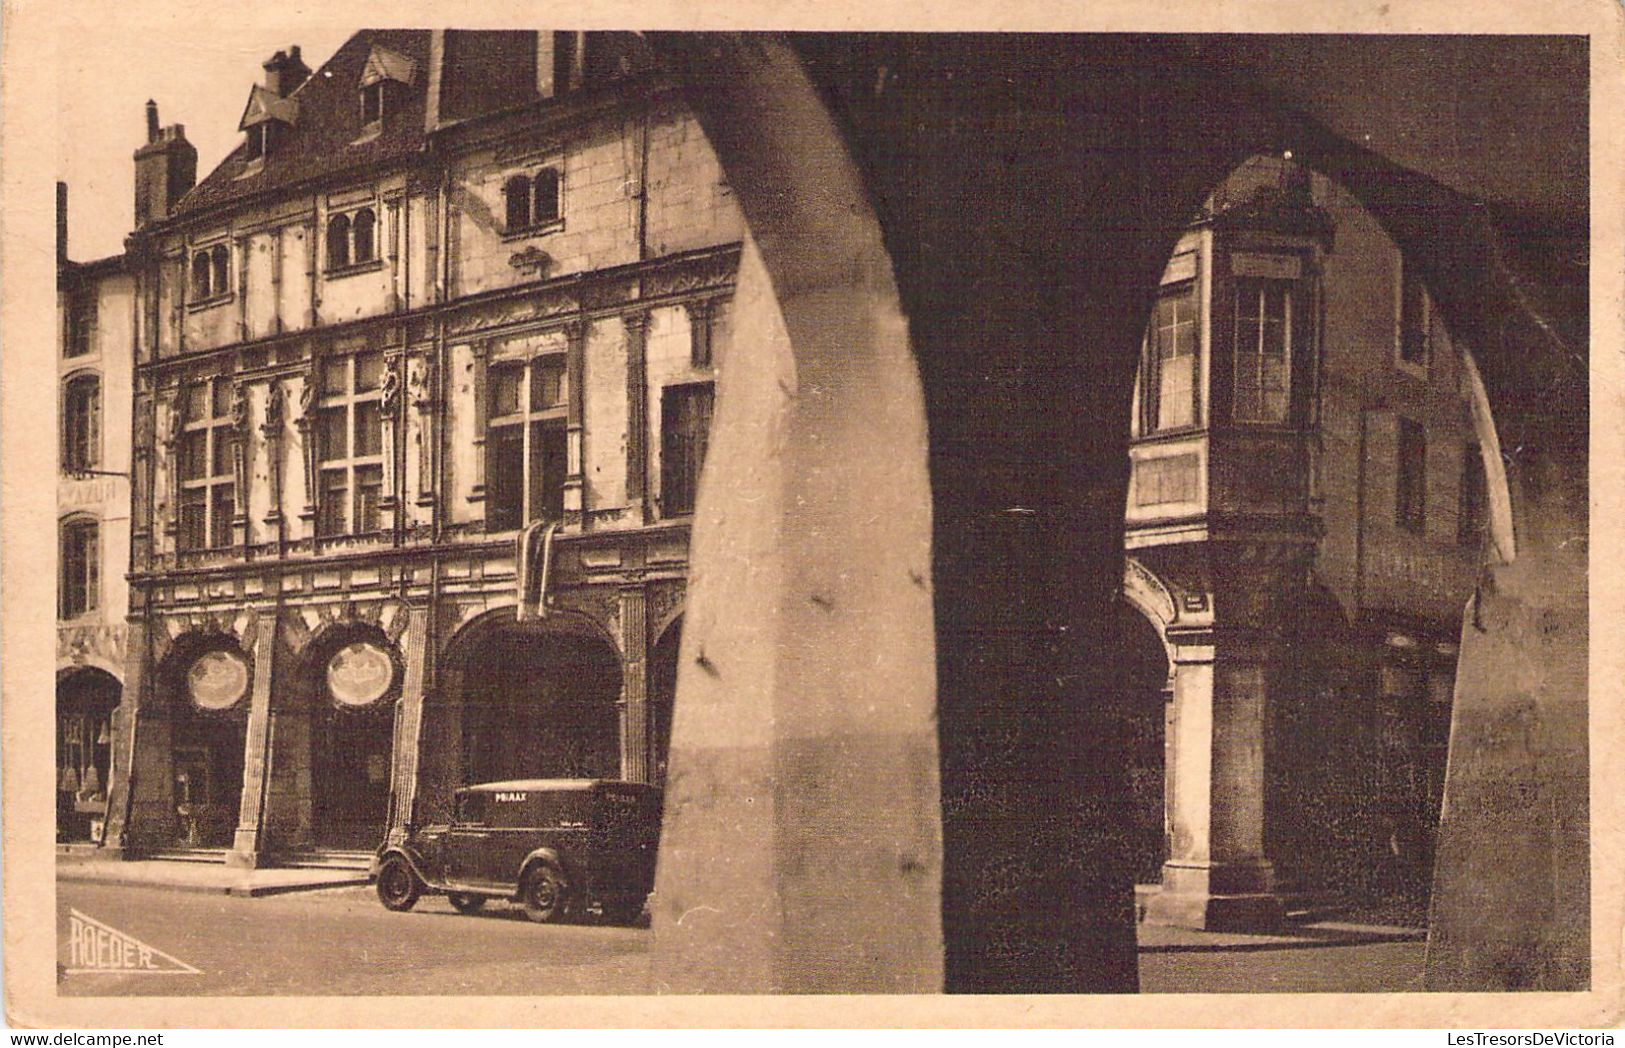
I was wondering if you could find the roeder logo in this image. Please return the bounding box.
[63,909,201,975]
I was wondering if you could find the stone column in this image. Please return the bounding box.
[101,617,162,856]
[1146,626,1284,930]
[386,605,431,840]
[618,586,650,783]
[228,615,279,868]
[645,36,941,992]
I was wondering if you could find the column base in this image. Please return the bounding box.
[226,830,269,869]
[1142,860,1285,932]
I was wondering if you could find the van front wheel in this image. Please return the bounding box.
[519,863,569,923]
[376,857,421,912]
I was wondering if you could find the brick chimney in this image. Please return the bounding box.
[133,101,197,228]
[263,45,311,96]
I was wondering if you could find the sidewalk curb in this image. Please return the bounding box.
[57,866,372,898]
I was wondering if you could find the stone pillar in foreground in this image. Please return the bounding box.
[1425,440,1588,990]
[1147,625,1284,930]
[647,35,941,993]
[228,614,280,868]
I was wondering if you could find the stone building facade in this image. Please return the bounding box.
[58,184,138,844]
[99,30,743,863]
[1122,155,1489,927]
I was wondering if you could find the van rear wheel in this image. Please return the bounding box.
[519,863,569,923]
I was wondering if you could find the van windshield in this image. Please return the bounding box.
[454,792,487,825]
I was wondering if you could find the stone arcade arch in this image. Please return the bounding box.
[644,34,1586,994]
[419,608,623,824]
[56,666,121,843]
[288,622,401,851]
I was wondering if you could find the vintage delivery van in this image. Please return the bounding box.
[372,779,663,924]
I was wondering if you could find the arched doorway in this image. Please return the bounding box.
[299,625,399,850]
[423,609,623,822]
[57,667,120,843]
[163,636,251,849]
[649,614,682,786]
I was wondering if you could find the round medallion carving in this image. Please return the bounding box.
[327,641,396,708]
[187,649,250,711]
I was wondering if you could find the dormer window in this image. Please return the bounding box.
[238,84,298,163]
[361,82,385,126]
[503,168,563,235]
[245,123,270,161]
[357,45,414,135]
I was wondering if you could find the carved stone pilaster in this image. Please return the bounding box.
[624,311,651,525]
[411,354,438,509]
[564,319,586,525]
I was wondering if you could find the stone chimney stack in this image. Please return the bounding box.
[133,101,197,228]
[263,45,310,96]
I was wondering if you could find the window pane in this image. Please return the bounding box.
[321,357,348,396]
[490,365,522,418]
[318,470,348,537]
[60,522,97,618]
[353,210,376,264]
[531,421,567,522]
[179,489,207,551]
[318,407,349,463]
[1153,284,1197,431]
[64,378,100,470]
[180,431,208,481]
[487,423,524,531]
[530,361,565,410]
[354,464,383,533]
[355,352,383,392]
[185,383,208,423]
[211,379,233,419]
[210,485,236,547]
[661,384,713,517]
[211,427,233,477]
[353,401,382,457]
[505,176,531,231]
[534,168,561,225]
[1233,278,1292,424]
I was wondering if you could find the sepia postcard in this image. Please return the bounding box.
[3,0,1622,1030]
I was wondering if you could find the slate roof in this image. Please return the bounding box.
[174,30,435,219]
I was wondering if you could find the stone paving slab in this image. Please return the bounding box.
[57,857,372,897]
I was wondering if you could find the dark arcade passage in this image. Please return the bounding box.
[652,32,1588,995]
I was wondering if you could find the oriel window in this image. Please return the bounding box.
[486,356,568,532]
[1140,281,1200,432]
[1232,277,1293,423]
[177,378,237,551]
[316,351,386,537]
[660,383,714,518]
